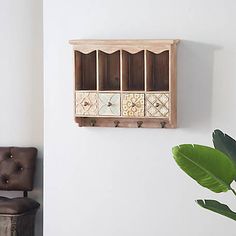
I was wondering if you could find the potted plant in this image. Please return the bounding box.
[172,129,236,220]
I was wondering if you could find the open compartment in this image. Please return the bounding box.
[75,51,97,90]
[98,50,120,91]
[146,50,169,91]
[122,50,144,91]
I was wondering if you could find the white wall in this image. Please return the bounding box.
[44,0,236,235]
[0,1,43,236]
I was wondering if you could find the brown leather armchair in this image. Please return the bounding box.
[0,147,40,236]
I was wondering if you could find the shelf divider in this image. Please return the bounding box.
[96,50,99,91]
[120,50,123,93]
[144,50,147,92]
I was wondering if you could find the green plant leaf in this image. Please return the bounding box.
[172,144,236,193]
[197,199,236,221]
[213,129,236,167]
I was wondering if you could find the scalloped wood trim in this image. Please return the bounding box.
[73,45,171,54]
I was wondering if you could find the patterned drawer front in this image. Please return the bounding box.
[122,93,144,117]
[145,93,169,117]
[75,92,98,116]
[99,93,120,116]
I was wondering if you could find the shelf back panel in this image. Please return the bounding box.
[75,51,97,90]
[99,50,120,91]
[122,50,144,91]
[146,50,169,91]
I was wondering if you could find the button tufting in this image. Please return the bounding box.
[16,165,24,172]
[1,175,10,184]
[0,147,37,191]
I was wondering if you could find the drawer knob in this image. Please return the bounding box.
[83,101,89,106]
[154,103,160,107]
[107,102,112,107]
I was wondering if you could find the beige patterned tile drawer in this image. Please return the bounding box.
[122,93,144,117]
[75,92,98,116]
[98,93,120,116]
[145,93,169,117]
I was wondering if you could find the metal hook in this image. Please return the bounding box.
[114,120,120,127]
[137,121,143,128]
[90,119,96,127]
[160,121,166,128]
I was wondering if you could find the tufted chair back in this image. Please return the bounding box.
[0,147,37,192]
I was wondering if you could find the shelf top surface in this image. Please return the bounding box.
[69,39,180,45]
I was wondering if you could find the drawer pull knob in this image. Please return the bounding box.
[83,101,89,106]
[154,103,160,107]
[107,102,112,107]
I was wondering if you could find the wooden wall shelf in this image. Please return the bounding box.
[69,39,179,128]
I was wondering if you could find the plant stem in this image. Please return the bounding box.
[230,187,236,197]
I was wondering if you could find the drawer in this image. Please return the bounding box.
[99,93,120,116]
[145,93,169,117]
[75,92,98,116]
[122,93,144,117]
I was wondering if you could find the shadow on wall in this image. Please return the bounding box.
[177,40,222,130]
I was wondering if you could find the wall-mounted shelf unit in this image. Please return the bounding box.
[69,39,179,128]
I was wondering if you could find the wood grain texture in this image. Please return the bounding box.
[75,51,96,90]
[122,51,144,91]
[71,39,179,128]
[169,44,177,128]
[146,50,169,91]
[70,40,179,54]
[98,51,120,91]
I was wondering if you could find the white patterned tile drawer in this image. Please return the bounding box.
[75,92,98,116]
[122,93,144,117]
[99,93,121,116]
[145,93,169,117]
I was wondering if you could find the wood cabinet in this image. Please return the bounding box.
[70,40,179,128]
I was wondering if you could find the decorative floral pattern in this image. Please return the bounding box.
[75,92,98,116]
[122,93,144,117]
[75,92,170,118]
[99,93,120,116]
[146,93,169,117]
